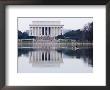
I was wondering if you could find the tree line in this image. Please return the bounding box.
[56,22,93,42]
[18,30,36,39]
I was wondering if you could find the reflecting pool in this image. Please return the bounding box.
[18,43,93,73]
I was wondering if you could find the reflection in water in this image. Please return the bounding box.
[29,49,63,67]
[18,47,63,67]
[57,48,93,67]
[18,44,93,73]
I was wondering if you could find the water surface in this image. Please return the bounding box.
[18,44,93,73]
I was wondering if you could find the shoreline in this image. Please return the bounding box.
[18,42,93,48]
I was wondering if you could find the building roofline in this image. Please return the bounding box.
[29,25,64,26]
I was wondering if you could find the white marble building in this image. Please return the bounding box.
[26,21,64,39]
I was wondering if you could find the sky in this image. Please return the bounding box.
[18,17,93,33]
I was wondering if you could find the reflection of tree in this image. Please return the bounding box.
[57,48,93,67]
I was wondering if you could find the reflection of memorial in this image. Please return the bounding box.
[29,49,63,67]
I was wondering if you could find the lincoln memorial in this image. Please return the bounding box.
[26,21,64,40]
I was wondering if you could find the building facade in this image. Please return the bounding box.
[26,21,64,40]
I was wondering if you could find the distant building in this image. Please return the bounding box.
[26,21,64,40]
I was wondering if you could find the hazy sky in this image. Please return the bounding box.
[18,17,93,32]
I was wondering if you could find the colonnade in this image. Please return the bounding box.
[28,26,62,37]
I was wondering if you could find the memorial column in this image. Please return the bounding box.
[38,27,39,37]
[50,27,52,37]
[47,27,49,36]
[35,27,37,36]
[39,27,41,36]
[44,27,46,36]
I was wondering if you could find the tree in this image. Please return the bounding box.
[55,35,65,39]
[18,30,23,39]
[18,30,36,39]
[63,29,82,41]
[22,32,29,39]
[82,22,93,42]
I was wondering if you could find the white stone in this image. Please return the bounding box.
[29,21,64,39]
